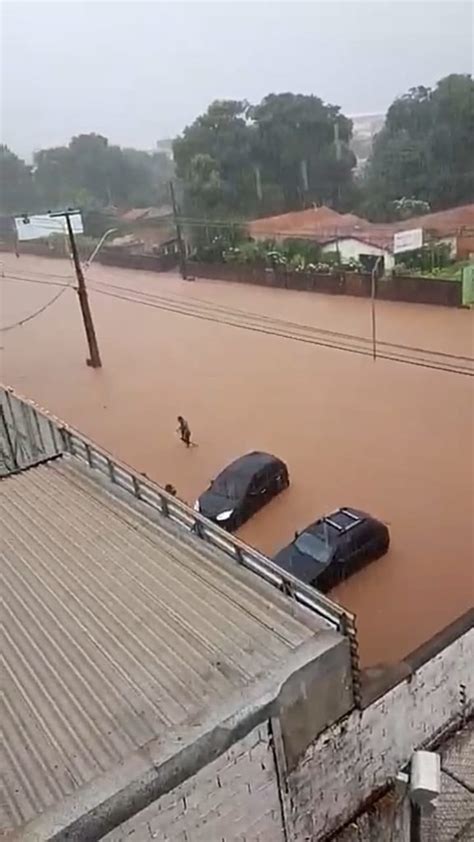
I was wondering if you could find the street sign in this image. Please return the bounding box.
[15,213,83,241]
[393,228,423,254]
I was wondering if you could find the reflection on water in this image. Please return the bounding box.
[2,255,473,666]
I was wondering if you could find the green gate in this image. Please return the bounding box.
[462,265,474,307]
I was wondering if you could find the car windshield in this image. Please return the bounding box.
[295,532,333,564]
[211,472,249,500]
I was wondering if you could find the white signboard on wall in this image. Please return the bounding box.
[393,228,423,254]
[15,213,83,241]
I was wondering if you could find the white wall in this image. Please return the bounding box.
[322,238,395,271]
[438,235,457,258]
[287,626,473,841]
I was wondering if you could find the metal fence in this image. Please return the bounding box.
[0,385,361,703]
[0,387,61,475]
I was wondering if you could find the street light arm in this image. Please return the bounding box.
[84,228,118,269]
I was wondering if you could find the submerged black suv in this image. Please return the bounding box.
[274,507,389,592]
[195,451,289,531]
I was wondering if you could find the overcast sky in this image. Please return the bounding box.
[1,0,472,159]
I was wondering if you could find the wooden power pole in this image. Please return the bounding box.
[169,181,187,280]
[50,209,102,368]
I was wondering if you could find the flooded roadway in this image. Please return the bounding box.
[1,254,473,666]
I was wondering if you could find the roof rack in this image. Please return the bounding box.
[324,508,363,533]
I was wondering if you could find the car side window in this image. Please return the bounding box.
[247,474,259,495]
[251,469,267,494]
[338,531,353,560]
[346,525,365,559]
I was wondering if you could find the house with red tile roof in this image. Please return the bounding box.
[247,204,474,272]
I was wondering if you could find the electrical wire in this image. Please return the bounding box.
[2,267,472,374]
[1,273,72,288]
[90,275,474,365]
[88,282,474,377]
[0,284,72,332]
[5,266,73,280]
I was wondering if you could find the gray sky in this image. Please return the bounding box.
[1,1,473,159]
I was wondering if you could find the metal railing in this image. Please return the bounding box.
[1,385,362,703]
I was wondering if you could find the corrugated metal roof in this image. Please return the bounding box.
[0,455,322,833]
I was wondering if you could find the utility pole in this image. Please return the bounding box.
[169,181,187,280]
[50,209,102,368]
[370,255,383,361]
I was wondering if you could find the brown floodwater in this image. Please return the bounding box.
[1,254,473,666]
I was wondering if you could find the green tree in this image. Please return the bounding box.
[0,145,35,213]
[173,100,257,216]
[31,134,174,211]
[363,74,474,219]
[33,146,74,209]
[250,93,355,210]
[173,94,356,219]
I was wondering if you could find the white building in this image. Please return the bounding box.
[321,234,395,272]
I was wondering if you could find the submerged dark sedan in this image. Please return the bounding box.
[274,507,389,592]
[194,451,289,531]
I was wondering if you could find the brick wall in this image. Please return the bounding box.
[188,262,462,307]
[101,724,285,842]
[286,626,473,841]
[330,791,411,842]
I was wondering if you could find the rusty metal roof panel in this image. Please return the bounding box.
[0,455,322,832]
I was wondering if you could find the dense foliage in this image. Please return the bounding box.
[0,134,174,215]
[1,75,472,228]
[173,94,356,218]
[362,75,474,219]
[190,228,362,273]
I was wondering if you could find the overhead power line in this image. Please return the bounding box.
[2,267,472,375]
[86,278,473,377]
[0,283,72,332]
[1,273,72,288]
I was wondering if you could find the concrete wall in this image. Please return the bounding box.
[96,248,177,271]
[100,724,285,842]
[286,625,473,841]
[0,241,177,271]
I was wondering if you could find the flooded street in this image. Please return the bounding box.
[1,254,473,666]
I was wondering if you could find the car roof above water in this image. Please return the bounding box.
[309,507,369,537]
[216,451,283,481]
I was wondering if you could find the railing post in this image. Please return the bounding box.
[59,426,71,453]
[107,459,116,483]
[281,578,294,598]
[234,546,243,564]
[85,443,93,468]
[132,475,141,499]
[191,519,204,539]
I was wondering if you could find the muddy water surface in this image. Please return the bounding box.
[2,255,473,666]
